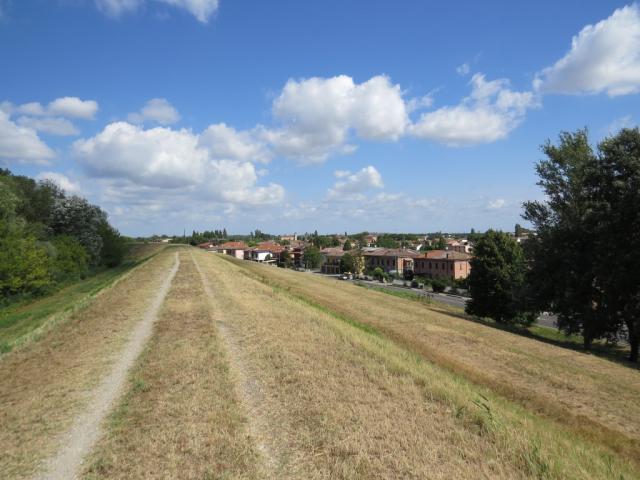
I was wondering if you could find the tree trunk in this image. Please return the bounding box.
[583,334,592,351]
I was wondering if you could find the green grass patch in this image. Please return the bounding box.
[0,246,165,354]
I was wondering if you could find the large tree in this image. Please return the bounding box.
[466,230,535,325]
[303,246,321,269]
[523,128,640,361]
[589,128,640,361]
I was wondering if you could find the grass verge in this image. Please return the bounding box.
[0,243,168,355]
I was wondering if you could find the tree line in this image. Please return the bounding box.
[466,129,640,362]
[0,169,128,304]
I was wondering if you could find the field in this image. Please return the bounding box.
[0,247,638,479]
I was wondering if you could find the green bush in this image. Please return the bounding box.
[51,235,89,282]
[0,231,52,298]
[99,222,128,268]
[431,279,446,293]
[373,267,384,281]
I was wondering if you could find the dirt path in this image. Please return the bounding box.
[191,251,278,475]
[36,252,180,480]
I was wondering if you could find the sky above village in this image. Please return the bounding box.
[1,1,639,236]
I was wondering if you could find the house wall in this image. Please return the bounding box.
[321,255,342,274]
[414,259,471,280]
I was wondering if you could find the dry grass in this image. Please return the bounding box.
[83,251,262,479]
[214,253,640,478]
[194,250,526,479]
[0,248,180,479]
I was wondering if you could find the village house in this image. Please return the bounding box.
[244,242,285,263]
[196,241,215,250]
[215,241,248,259]
[445,239,473,254]
[320,247,345,274]
[363,248,420,275]
[413,250,471,280]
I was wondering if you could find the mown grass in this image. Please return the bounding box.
[209,252,640,479]
[0,243,167,354]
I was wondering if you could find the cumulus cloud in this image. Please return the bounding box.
[128,98,180,125]
[328,166,383,198]
[410,73,537,146]
[3,97,99,120]
[263,75,408,163]
[0,111,55,164]
[48,97,99,119]
[95,0,219,23]
[72,121,284,206]
[16,116,79,136]
[95,0,142,16]
[535,4,640,96]
[198,123,270,163]
[36,171,82,194]
[157,0,219,23]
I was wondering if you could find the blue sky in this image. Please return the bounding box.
[1,0,639,236]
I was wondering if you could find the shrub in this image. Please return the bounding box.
[431,279,446,293]
[51,235,89,281]
[373,267,384,281]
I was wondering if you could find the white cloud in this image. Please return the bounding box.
[534,4,640,97]
[156,0,219,23]
[48,97,99,119]
[128,98,180,125]
[198,123,270,163]
[605,114,635,134]
[410,73,537,146]
[95,0,219,23]
[407,93,434,112]
[95,0,143,17]
[15,102,47,116]
[487,198,506,209]
[264,75,408,163]
[0,111,55,164]
[456,63,470,76]
[16,116,79,136]
[328,166,383,197]
[36,172,82,194]
[0,97,99,121]
[72,121,284,206]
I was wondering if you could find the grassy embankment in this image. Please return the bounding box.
[0,243,168,354]
[0,246,178,480]
[84,251,262,479]
[216,253,640,478]
[355,281,631,363]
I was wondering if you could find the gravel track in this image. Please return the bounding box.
[35,252,180,480]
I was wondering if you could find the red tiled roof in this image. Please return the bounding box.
[363,248,420,258]
[419,250,471,261]
[218,241,248,250]
[197,242,214,249]
[320,247,346,257]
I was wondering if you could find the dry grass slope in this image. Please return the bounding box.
[0,248,178,479]
[216,253,640,479]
